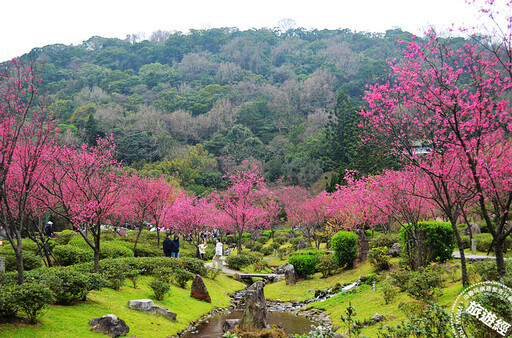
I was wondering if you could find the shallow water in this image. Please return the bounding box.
[182,309,316,337]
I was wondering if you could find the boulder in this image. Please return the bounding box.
[389,243,401,257]
[283,263,298,285]
[371,313,386,323]
[88,314,129,337]
[152,304,177,321]
[355,229,369,264]
[239,281,270,330]
[465,223,481,236]
[222,319,241,332]
[128,299,177,321]
[297,239,307,250]
[190,275,211,303]
[128,299,154,312]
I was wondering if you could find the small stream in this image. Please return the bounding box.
[180,278,362,337]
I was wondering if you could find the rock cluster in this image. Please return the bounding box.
[128,299,177,321]
[88,314,129,337]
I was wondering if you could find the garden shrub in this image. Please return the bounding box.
[53,245,94,266]
[370,232,399,249]
[317,254,339,278]
[100,241,134,259]
[289,254,316,277]
[331,231,358,269]
[257,236,269,244]
[400,221,454,269]
[0,287,17,319]
[4,252,43,272]
[274,235,286,245]
[149,279,170,301]
[368,246,391,271]
[473,233,511,253]
[179,256,206,276]
[225,252,262,270]
[133,244,160,257]
[55,229,76,245]
[277,248,288,260]
[262,230,272,238]
[252,242,263,252]
[173,268,194,288]
[270,242,281,250]
[391,265,443,301]
[48,269,106,305]
[241,232,252,239]
[260,246,273,256]
[154,267,173,284]
[381,284,398,304]
[14,282,55,323]
[289,237,303,247]
[460,235,470,249]
[99,258,130,290]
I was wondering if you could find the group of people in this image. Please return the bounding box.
[163,234,224,269]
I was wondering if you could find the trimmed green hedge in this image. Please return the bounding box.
[331,231,358,269]
[289,254,316,277]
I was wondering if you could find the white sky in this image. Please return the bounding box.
[0,0,481,62]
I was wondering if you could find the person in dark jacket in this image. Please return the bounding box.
[163,233,172,257]
[170,235,180,258]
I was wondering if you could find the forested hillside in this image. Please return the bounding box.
[14,27,417,193]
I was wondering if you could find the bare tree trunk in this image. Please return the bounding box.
[452,222,469,285]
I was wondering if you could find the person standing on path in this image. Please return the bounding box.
[213,238,223,269]
[163,233,172,257]
[170,235,180,258]
[198,239,207,261]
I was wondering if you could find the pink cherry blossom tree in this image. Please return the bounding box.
[362,32,512,278]
[0,60,57,284]
[212,163,269,253]
[40,137,127,272]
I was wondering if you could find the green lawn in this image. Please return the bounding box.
[0,274,244,338]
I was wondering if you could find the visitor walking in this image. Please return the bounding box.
[163,233,172,257]
[213,238,223,269]
[170,234,180,258]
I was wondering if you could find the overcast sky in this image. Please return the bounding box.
[0,0,481,62]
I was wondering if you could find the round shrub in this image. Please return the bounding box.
[288,254,316,277]
[133,244,160,257]
[252,243,263,252]
[317,254,339,278]
[179,256,207,276]
[368,246,391,271]
[14,282,55,323]
[371,232,399,249]
[55,229,76,245]
[289,237,302,247]
[473,233,512,253]
[4,252,43,272]
[400,221,454,269]
[331,231,358,269]
[173,268,194,288]
[270,242,281,250]
[0,287,17,319]
[149,279,170,301]
[274,235,286,245]
[53,245,94,266]
[260,246,273,256]
[100,241,134,259]
[225,252,262,270]
[257,236,269,244]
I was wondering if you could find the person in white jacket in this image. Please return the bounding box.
[213,238,223,269]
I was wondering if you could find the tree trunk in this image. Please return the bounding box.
[495,235,506,277]
[14,244,24,285]
[93,226,101,273]
[133,223,144,252]
[452,222,469,286]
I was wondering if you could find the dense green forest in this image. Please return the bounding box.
[13,27,419,193]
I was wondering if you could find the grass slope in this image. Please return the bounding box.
[0,274,244,338]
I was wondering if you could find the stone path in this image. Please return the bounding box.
[452,251,500,261]
[204,261,283,281]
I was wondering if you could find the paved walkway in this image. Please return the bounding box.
[453,251,497,261]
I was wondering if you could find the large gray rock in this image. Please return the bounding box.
[128,299,154,312]
[297,239,307,251]
[239,281,270,330]
[283,263,298,285]
[465,223,481,236]
[389,243,401,257]
[88,314,129,337]
[128,299,177,321]
[191,275,211,303]
[371,313,386,323]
